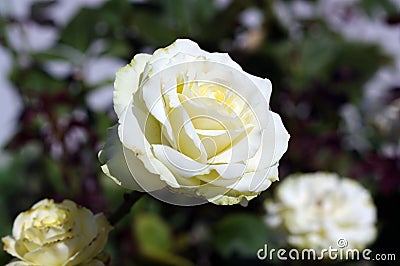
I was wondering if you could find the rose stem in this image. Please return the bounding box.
[108,191,144,226]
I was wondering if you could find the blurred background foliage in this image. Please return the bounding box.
[0,0,399,265]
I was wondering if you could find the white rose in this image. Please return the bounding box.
[99,39,290,205]
[2,199,112,266]
[264,172,377,251]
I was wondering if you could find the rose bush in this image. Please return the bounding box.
[2,199,112,266]
[264,172,377,251]
[99,39,290,205]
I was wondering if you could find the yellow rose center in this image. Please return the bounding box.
[194,83,243,115]
[32,208,69,228]
[20,207,72,246]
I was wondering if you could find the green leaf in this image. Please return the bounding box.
[297,36,339,84]
[131,10,177,47]
[213,213,269,258]
[160,0,216,35]
[134,213,172,253]
[43,156,66,195]
[133,213,193,266]
[11,67,64,93]
[60,8,100,51]
[0,197,12,237]
[131,0,218,46]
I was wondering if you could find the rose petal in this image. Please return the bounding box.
[211,125,261,164]
[237,164,279,192]
[166,101,208,162]
[70,201,99,244]
[246,111,290,172]
[5,261,33,266]
[2,236,24,261]
[246,73,272,107]
[195,185,259,205]
[65,214,112,266]
[148,39,242,74]
[195,163,278,193]
[149,39,205,65]
[140,65,171,137]
[99,125,165,191]
[152,144,210,178]
[268,111,291,164]
[23,241,73,265]
[114,54,151,117]
[118,104,181,189]
[196,126,252,160]
[179,93,245,130]
[153,144,247,180]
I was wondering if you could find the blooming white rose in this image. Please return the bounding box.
[264,172,377,251]
[2,199,112,266]
[99,39,290,205]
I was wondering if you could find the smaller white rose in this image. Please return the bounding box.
[264,172,377,251]
[2,199,112,266]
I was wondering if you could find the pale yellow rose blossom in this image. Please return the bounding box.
[2,199,112,266]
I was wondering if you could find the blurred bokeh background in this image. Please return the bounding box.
[0,0,399,265]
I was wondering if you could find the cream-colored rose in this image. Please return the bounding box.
[2,199,112,266]
[99,39,290,205]
[264,172,377,251]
